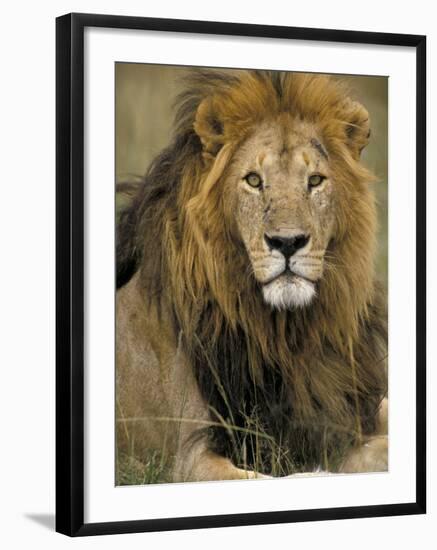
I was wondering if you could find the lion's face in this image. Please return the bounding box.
[190,72,373,313]
[229,116,335,309]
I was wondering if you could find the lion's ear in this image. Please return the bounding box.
[342,98,371,159]
[194,97,226,158]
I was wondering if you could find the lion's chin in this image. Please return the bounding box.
[262,273,316,309]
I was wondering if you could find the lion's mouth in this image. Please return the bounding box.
[262,268,316,287]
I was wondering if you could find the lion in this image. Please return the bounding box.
[116,69,388,482]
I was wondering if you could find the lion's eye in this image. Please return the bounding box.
[244,172,263,189]
[308,174,326,188]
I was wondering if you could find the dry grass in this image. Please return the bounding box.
[115,411,356,485]
[116,450,173,486]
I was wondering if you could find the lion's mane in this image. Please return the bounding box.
[117,70,387,474]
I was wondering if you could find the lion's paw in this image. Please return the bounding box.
[283,470,332,478]
[340,435,388,473]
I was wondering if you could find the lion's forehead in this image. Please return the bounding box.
[257,148,312,174]
[244,120,328,177]
[254,145,326,183]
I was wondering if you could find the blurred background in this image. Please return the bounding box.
[115,63,388,288]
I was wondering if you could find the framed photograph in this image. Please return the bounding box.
[56,13,426,536]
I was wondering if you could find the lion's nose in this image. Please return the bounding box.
[264,233,310,258]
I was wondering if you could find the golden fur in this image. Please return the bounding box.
[116,70,388,481]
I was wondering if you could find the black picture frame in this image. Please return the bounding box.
[56,12,426,537]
